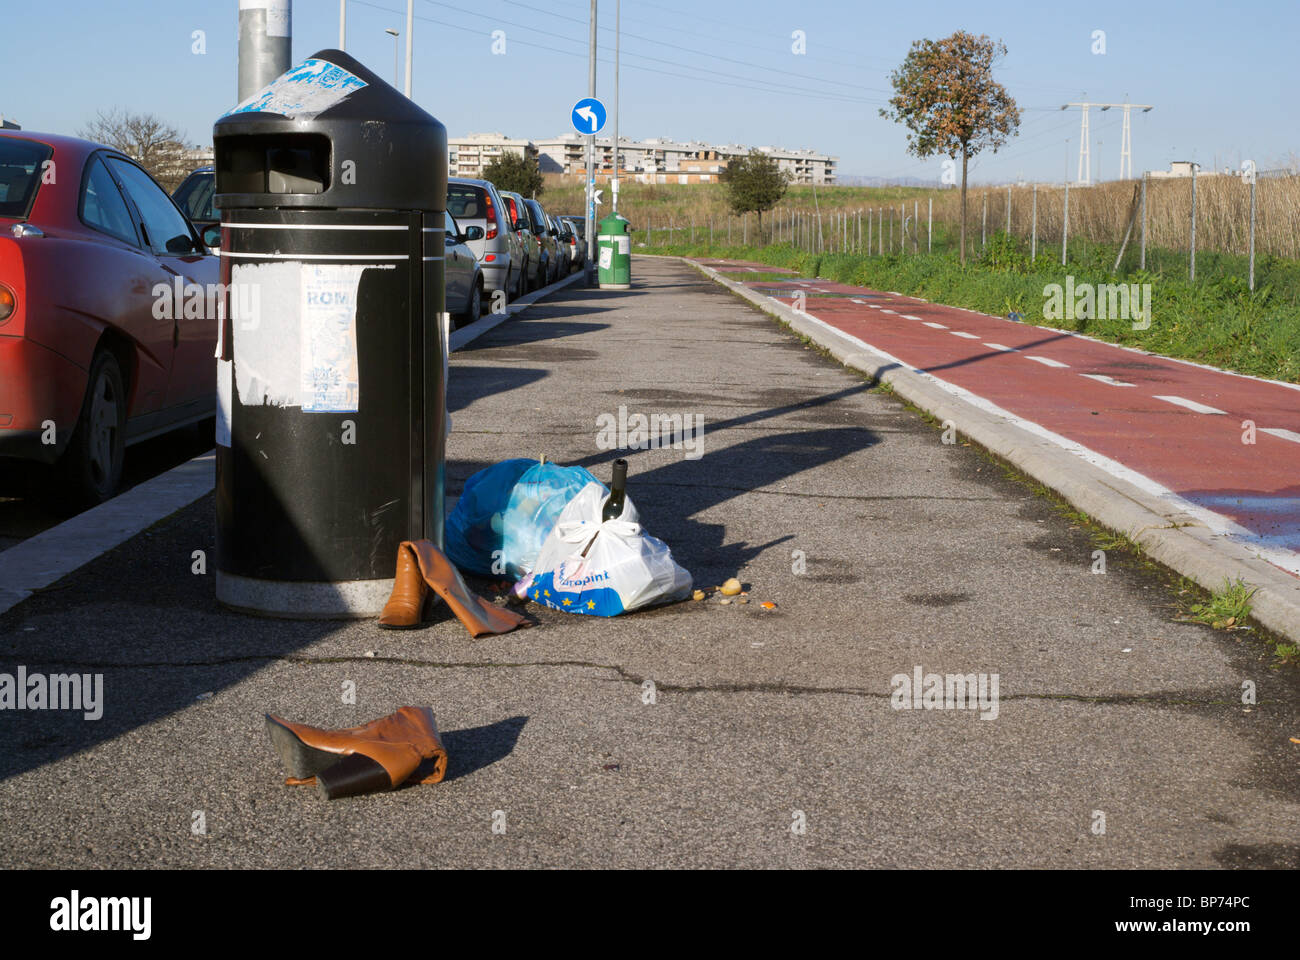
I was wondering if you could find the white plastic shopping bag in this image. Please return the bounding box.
[521,482,692,616]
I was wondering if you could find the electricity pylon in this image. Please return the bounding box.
[1061,102,1153,182]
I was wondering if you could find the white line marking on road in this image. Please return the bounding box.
[950,331,980,339]
[868,304,882,309]
[1259,428,1300,443]
[922,321,947,329]
[0,453,216,616]
[851,298,866,304]
[1026,356,1070,368]
[902,315,923,320]
[880,309,898,314]
[1154,395,1226,415]
[1079,374,1135,387]
[984,343,1015,351]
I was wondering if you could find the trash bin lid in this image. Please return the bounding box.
[213,49,446,211]
[598,212,630,233]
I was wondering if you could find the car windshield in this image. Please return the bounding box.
[173,171,215,223]
[0,138,54,219]
[447,184,485,220]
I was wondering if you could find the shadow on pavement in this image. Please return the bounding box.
[439,715,528,783]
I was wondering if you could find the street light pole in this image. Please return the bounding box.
[612,0,620,214]
[237,0,292,103]
[404,0,413,97]
[385,28,399,87]
[585,0,597,282]
[339,0,346,49]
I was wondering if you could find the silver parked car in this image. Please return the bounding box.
[447,177,523,302]
[522,197,560,286]
[558,215,587,265]
[555,217,581,272]
[443,211,485,328]
[497,189,544,293]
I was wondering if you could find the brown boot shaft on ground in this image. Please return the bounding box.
[265,706,448,800]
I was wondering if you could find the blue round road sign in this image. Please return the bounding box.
[571,97,607,136]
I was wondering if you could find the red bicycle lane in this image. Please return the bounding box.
[711,267,1300,576]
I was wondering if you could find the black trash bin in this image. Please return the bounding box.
[212,50,448,617]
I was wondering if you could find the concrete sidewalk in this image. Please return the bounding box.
[1,255,1297,868]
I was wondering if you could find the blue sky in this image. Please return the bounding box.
[4,0,1296,183]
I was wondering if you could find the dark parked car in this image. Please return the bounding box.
[172,164,217,238]
[0,131,218,503]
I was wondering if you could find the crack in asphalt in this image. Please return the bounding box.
[4,652,1254,707]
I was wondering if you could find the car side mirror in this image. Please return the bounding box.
[464,225,484,241]
[202,225,221,249]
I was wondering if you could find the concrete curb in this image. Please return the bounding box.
[450,269,585,351]
[0,271,588,619]
[686,256,1300,644]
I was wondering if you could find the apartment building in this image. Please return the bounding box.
[526,134,837,184]
[447,132,538,179]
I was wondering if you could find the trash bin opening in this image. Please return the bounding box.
[216,133,331,196]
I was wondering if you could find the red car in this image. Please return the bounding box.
[0,130,218,504]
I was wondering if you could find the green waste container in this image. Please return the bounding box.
[597,212,631,290]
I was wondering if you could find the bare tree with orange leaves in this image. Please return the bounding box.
[881,32,1020,265]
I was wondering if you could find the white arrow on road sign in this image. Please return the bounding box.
[591,189,603,207]
[571,97,607,136]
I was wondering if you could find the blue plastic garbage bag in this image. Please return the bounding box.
[445,459,603,579]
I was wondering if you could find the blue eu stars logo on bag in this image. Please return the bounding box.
[529,568,624,617]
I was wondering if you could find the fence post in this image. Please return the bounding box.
[928,197,932,253]
[1062,180,1070,266]
[879,207,884,255]
[889,208,893,252]
[1249,169,1257,292]
[1189,163,1198,282]
[981,193,987,248]
[1140,172,1147,270]
[913,200,919,254]
[1006,184,1011,234]
[867,208,873,255]
[1030,183,1037,260]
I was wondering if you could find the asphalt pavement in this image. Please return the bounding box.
[1,255,1297,868]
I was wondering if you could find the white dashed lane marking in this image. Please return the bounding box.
[880,309,898,314]
[1026,356,1070,368]
[950,331,980,339]
[1080,374,1135,387]
[902,314,924,320]
[922,321,948,329]
[1154,395,1227,415]
[1259,428,1300,443]
[984,343,1015,351]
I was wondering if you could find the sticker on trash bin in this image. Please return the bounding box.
[300,264,365,412]
[615,235,630,255]
[239,0,290,37]
[599,247,613,269]
[216,359,233,446]
[224,57,366,120]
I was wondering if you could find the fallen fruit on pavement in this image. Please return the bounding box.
[720,598,732,605]
[760,601,777,610]
[692,589,705,601]
[720,578,742,596]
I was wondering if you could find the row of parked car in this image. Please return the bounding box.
[0,126,587,505]
[175,167,586,328]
